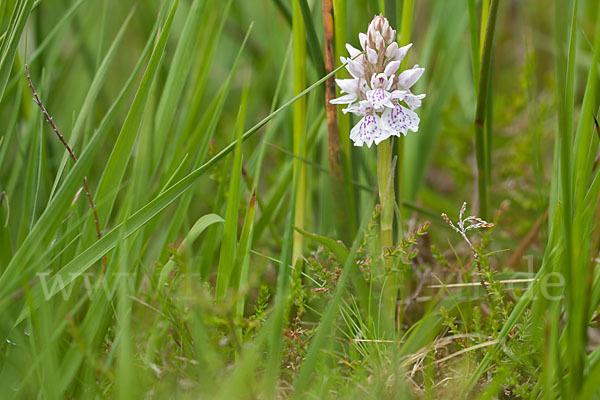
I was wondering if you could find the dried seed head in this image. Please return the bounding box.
[441,202,494,257]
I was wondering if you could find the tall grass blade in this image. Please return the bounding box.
[292,0,307,263]
[473,0,498,220]
[215,80,249,301]
[292,194,375,398]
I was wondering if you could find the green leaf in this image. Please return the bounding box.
[215,78,249,301]
[297,0,325,78]
[8,23,346,315]
[93,0,179,229]
[157,213,223,289]
[0,0,33,101]
[293,226,348,262]
[292,195,375,398]
[48,4,136,200]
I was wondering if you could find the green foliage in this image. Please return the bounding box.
[1,0,600,398]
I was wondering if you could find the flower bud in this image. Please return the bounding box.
[367,14,396,46]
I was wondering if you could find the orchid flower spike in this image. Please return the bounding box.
[331,14,426,148]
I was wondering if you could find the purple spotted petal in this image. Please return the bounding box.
[381,103,420,136]
[350,113,388,148]
[367,89,394,111]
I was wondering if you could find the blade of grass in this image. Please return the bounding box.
[48,4,136,201]
[263,181,296,399]
[162,16,250,280]
[160,0,233,173]
[467,0,480,87]
[233,191,256,346]
[93,0,178,230]
[292,0,307,263]
[0,3,164,336]
[292,194,375,398]
[393,0,412,222]
[298,0,325,78]
[402,1,468,201]
[9,43,351,318]
[332,0,357,244]
[7,0,90,92]
[474,0,499,220]
[555,0,580,394]
[254,111,324,243]
[463,205,564,395]
[215,79,249,301]
[157,214,224,289]
[152,0,206,168]
[0,0,33,102]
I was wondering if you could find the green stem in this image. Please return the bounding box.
[399,0,413,50]
[390,0,413,329]
[559,0,579,394]
[292,0,307,263]
[377,140,396,336]
[333,0,357,242]
[384,0,396,26]
[474,0,499,220]
[467,0,480,88]
[479,0,490,57]
[395,0,412,224]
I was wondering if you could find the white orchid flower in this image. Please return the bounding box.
[330,14,426,147]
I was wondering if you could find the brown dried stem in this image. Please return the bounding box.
[25,65,107,273]
[322,0,351,245]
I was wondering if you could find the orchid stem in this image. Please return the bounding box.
[377,139,397,336]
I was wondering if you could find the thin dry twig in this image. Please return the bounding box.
[25,65,107,273]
